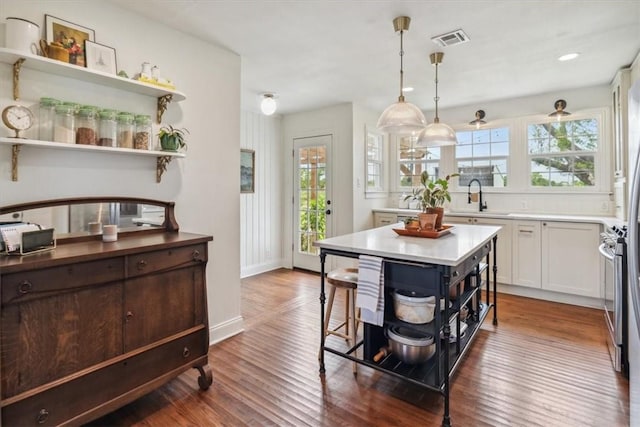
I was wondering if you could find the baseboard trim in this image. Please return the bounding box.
[241,259,285,278]
[209,315,244,345]
[497,283,601,309]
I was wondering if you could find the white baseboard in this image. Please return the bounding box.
[241,259,285,278]
[209,315,244,345]
[497,283,602,309]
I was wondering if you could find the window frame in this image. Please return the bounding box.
[392,135,443,192]
[365,127,386,197]
[454,125,511,190]
[524,108,607,192]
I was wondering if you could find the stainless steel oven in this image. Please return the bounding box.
[599,225,628,376]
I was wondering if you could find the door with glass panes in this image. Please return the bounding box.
[293,135,332,271]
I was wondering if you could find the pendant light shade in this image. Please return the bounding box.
[377,16,426,135]
[416,52,457,147]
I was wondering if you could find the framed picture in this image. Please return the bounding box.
[84,40,116,74]
[241,149,255,193]
[45,14,95,67]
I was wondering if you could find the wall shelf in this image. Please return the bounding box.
[0,47,186,123]
[0,138,185,183]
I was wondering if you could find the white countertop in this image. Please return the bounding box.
[373,208,621,228]
[313,223,500,266]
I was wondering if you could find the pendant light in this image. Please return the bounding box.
[416,52,457,147]
[469,110,486,129]
[548,99,570,121]
[377,16,427,135]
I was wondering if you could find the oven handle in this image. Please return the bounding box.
[598,243,615,261]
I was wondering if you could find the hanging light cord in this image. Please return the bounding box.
[433,61,440,123]
[398,29,405,102]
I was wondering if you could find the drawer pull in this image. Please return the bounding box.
[37,408,49,424]
[192,250,201,261]
[452,271,459,277]
[125,311,134,321]
[183,347,190,358]
[18,280,33,295]
[137,260,147,270]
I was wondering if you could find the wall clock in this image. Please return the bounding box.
[2,104,34,138]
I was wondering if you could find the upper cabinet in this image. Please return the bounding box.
[612,67,631,220]
[0,47,187,183]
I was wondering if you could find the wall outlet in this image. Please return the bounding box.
[521,200,529,210]
[601,201,609,212]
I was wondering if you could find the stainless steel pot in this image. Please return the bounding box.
[386,325,435,364]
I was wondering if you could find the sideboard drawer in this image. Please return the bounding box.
[127,243,207,277]
[1,258,124,305]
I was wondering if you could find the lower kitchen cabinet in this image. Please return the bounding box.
[512,220,542,288]
[373,212,398,228]
[445,216,512,285]
[541,221,600,297]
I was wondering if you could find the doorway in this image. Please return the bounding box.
[292,135,332,271]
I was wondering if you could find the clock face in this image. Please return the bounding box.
[2,105,34,134]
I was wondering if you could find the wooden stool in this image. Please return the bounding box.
[321,267,360,374]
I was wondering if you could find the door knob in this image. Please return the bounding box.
[325,209,331,215]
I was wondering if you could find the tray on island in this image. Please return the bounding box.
[392,225,454,239]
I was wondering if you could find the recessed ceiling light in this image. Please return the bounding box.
[402,87,414,92]
[558,52,580,62]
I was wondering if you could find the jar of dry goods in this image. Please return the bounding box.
[134,114,151,150]
[98,110,117,147]
[76,107,97,145]
[38,97,60,141]
[53,104,75,143]
[116,112,134,149]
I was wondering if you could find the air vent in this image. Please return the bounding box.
[431,29,470,47]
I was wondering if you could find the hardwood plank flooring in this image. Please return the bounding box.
[88,268,629,426]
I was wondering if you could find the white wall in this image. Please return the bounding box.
[282,103,353,269]
[0,0,243,343]
[240,111,283,277]
[352,103,388,231]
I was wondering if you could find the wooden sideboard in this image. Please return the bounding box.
[0,198,213,426]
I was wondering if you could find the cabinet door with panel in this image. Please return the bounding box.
[541,221,600,297]
[445,216,512,285]
[512,221,541,288]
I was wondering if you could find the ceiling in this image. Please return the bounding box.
[111,1,640,116]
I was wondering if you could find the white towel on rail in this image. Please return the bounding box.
[356,255,384,326]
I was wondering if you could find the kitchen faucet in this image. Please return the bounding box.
[467,178,488,212]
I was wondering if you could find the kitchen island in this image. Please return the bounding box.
[313,223,500,427]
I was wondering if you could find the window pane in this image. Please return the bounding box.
[454,126,509,188]
[457,131,472,145]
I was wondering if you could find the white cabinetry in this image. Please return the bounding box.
[445,216,512,285]
[612,67,631,220]
[373,212,397,228]
[512,221,542,288]
[541,221,600,298]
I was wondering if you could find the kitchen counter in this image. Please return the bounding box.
[373,208,621,227]
[314,222,500,266]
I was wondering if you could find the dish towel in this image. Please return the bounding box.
[356,255,385,326]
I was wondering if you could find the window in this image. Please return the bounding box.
[366,130,384,191]
[397,136,441,189]
[455,127,509,187]
[527,118,598,187]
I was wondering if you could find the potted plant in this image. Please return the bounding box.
[158,125,189,152]
[406,171,459,230]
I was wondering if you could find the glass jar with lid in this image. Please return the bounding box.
[98,110,117,147]
[53,104,75,143]
[134,114,152,150]
[39,97,60,141]
[116,112,135,148]
[76,107,97,145]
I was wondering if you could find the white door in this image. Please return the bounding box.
[293,135,332,271]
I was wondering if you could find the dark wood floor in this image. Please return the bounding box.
[88,268,629,426]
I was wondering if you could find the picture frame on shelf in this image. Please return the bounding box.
[45,14,95,67]
[84,40,116,74]
[241,149,255,193]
